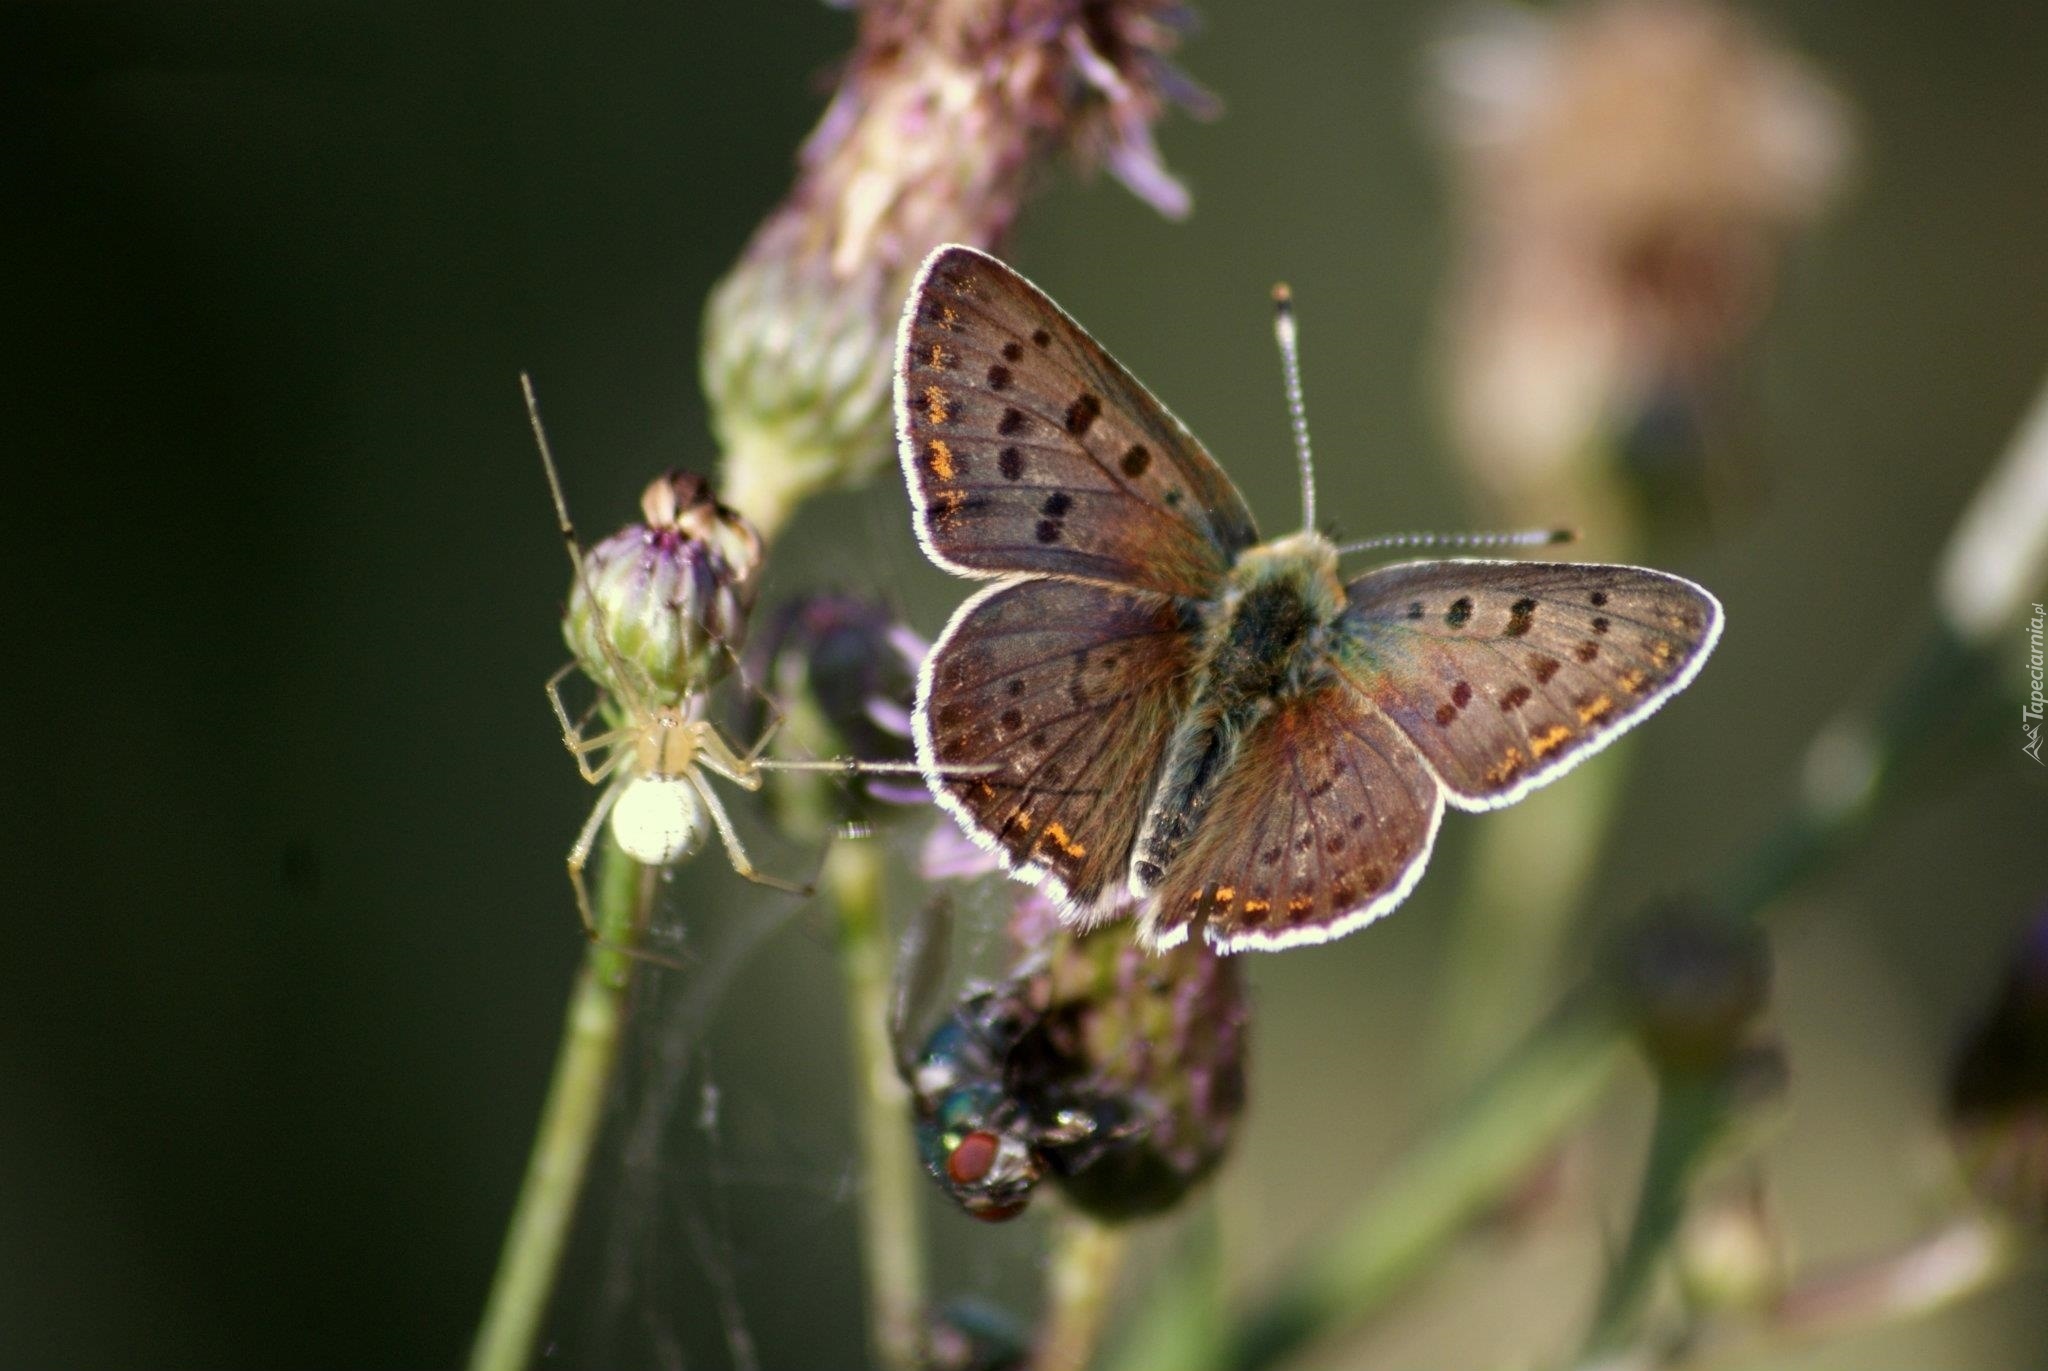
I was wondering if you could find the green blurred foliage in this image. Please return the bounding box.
[1,2,2043,1367]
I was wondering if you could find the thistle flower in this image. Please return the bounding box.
[563,470,764,702]
[741,593,929,837]
[1431,0,1850,528]
[1948,906,2048,1227]
[905,892,1247,1222]
[703,0,1213,536]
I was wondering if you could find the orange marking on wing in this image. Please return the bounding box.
[1484,747,1526,789]
[924,385,951,425]
[927,438,955,481]
[1577,694,1615,725]
[1041,821,1086,860]
[1617,667,1649,694]
[1213,885,1236,905]
[1530,723,1572,759]
[1650,640,1675,666]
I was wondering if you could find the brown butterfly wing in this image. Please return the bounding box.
[1333,560,1723,809]
[896,245,1259,599]
[1142,682,1445,953]
[916,576,1198,918]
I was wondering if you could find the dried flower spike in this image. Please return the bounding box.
[704,0,1213,536]
[562,470,764,703]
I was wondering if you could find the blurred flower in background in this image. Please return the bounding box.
[740,593,930,838]
[1430,0,1851,540]
[704,0,1216,536]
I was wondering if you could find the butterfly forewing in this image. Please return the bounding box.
[915,577,1199,916]
[896,246,1259,599]
[1333,561,1722,809]
[1143,682,1444,953]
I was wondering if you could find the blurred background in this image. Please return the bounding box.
[3,1,2044,1366]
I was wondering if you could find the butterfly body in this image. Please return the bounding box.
[898,245,1722,953]
[1132,531,1346,898]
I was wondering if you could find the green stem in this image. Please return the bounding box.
[1579,1073,1737,1358]
[830,841,929,1371]
[1127,989,1630,1371]
[470,840,649,1371]
[1035,1211,1131,1371]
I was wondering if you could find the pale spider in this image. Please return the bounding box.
[525,375,935,963]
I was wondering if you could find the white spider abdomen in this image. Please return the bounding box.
[611,777,705,865]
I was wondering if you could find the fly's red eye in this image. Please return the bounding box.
[946,1130,1001,1185]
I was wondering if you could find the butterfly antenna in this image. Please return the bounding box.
[522,373,648,708]
[1335,528,1576,557]
[1272,284,1317,535]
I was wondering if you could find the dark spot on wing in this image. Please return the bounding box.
[1005,679,1025,698]
[1531,655,1561,684]
[1135,858,1163,885]
[1032,328,1052,347]
[1501,684,1533,712]
[1065,393,1102,436]
[1163,488,1183,506]
[1035,519,1062,543]
[1002,341,1024,362]
[1451,681,1473,708]
[1042,492,1072,518]
[1592,616,1611,635]
[1446,596,1473,628]
[1505,597,1537,637]
[1406,601,1424,621]
[999,447,1024,480]
[1574,640,1600,663]
[1120,444,1151,477]
[1260,846,1282,866]
[986,364,1012,391]
[1590,590,1609,607]
[1000,708,1023,732]
[999,407,1027,436]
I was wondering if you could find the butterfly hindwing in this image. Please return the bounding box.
[1332,560,1722,809]
[1142,680,1445,953]
[896,245,1259,599]
[915,576,1199,916]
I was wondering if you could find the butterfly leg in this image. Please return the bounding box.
[691,772,814,896]
[565,773,689,972]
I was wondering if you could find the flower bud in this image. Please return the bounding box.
[1948,905,2048,1228]
[704,0,1213,536]
[1612,905,1771,1075]
[563,470,764,702]
[1675,1180,1784,1313]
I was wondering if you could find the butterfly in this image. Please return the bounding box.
[895,246,1722,953]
